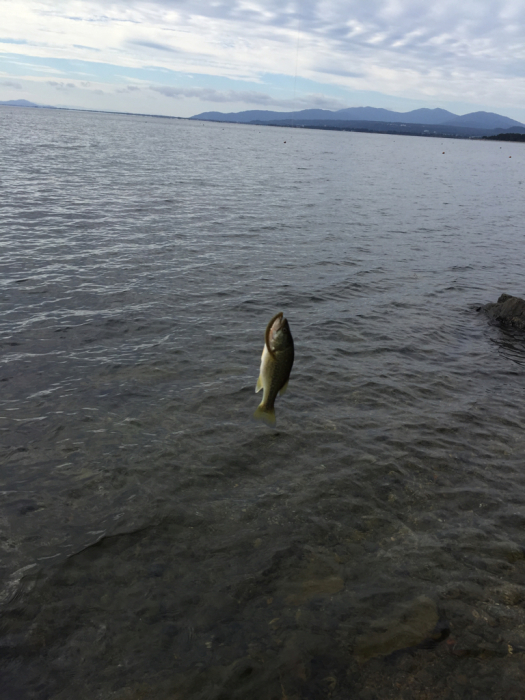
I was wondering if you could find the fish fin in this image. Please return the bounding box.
[253,404,276,427]
[255,375,263,393]
[279,381,289,396]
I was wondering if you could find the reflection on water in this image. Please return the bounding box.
[1,106,525,698]
[489,324,525,367]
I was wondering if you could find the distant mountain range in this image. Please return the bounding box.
[0,99,59,109]
[0,99,40,107]
[190,107,524,132]
[252,120,525,139]
[3,99,524,137]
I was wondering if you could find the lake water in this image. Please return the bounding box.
[1,105,525,699]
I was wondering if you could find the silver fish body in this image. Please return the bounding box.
[254,312,294,425]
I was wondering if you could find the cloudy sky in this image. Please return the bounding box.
[1,0,525,120]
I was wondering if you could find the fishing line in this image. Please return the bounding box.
[291,2,302,132]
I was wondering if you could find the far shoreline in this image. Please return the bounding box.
[2,101,524,142]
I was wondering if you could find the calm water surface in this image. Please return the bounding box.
[1,106,525,699]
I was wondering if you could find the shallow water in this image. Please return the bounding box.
[1,106,525,699]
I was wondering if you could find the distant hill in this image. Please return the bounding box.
[191,107,524,131]
[0,99,40,107]
[189,107,459,125]
[442,111,523,129]
[328,107,458,124]
[194,114,525,139]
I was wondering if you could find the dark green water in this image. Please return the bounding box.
[1,106,525,699]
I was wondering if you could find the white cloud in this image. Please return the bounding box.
[150,85,348,110]
[1,1,525,117]
[0,79,22,89]
[48,80,76,89]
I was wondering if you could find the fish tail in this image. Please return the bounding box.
[253,404,276,427]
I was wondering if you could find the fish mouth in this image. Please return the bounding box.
[265,312,284,357]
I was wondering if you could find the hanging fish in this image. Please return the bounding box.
[254,312,294,426]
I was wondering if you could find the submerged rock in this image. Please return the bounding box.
[354,595,439,663]
[482,294,525,330]
[275,551,344,605]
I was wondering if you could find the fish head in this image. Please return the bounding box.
[267,312,293,353]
